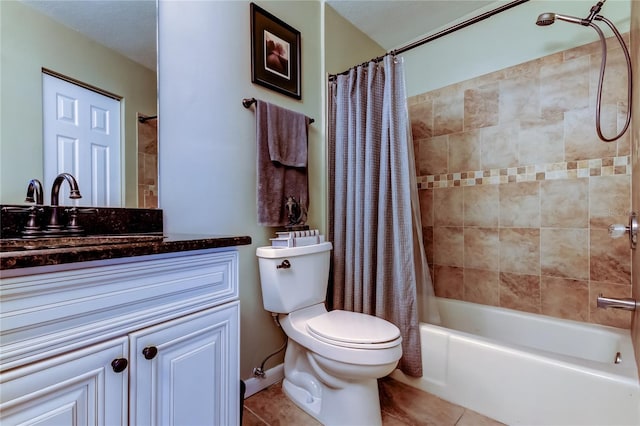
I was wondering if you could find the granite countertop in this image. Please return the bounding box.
[0,233,252,272]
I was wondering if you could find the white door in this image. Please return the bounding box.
[129,303,240,426]
[43,73,121,207]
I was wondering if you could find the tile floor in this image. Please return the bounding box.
[243,376,505,426]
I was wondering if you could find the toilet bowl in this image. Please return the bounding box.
[279,303,402,425]
[256,242,403,425]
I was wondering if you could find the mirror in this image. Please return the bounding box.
[0,0,157,208]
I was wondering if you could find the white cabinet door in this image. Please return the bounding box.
[129,302,239,426]
[0,337,128,426]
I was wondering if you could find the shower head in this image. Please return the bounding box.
[536,12,586,26]
[535,12,556,26]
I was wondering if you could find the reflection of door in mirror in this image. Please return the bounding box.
[0,1,157,207]
[43,73,122,207]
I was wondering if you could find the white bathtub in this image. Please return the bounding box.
[391,297,640,426]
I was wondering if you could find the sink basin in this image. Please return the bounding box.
[0,234,165,252]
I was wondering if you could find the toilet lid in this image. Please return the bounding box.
[306,310,401,349]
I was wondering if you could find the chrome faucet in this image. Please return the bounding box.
[46,173,82,232]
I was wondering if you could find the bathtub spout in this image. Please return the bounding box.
[597,294,638,311]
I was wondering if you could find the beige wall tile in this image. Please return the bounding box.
[463,185,499,227]
[464,227,500,271]
[589,38,631,105]
[409,101,433,140]
[541,276,589,322]
[434,265,464,299]
[518,117,565,165]
[540,179,589,228]
[433,87,464,136]
[540,228,589,280]
[500,272,541,313]
[423,226,434,266]
[540,55,589,115]
[419,136,449,175]
[565,107,618,161]
[499,181,540,228]
[499,77,540,123]
[617,104,632,156]
[434,187,463,226]
[589,174,631,227]
[590,228,632,285]
[464,268,500,306]
[433,226,463,267]
[419,188,434,227]
[499,228,540,275]
[449,130,481,172]
[464,83,499,130]
[480,123,519,169]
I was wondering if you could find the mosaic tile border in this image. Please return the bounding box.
[417,156,631,189]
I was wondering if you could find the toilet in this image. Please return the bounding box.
[256,242,402,426]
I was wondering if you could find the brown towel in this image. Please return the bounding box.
[256,100,309,226]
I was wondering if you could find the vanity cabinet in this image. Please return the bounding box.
[0,337,129,425]
[0,249,240,426]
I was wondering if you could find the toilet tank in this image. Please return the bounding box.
[256,242,332,313]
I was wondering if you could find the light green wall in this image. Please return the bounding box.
[0,1,156,206]
[324,3,385,75]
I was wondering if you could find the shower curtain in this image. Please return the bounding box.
[327,55,437,377]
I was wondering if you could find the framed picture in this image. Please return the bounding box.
[250,3,301,99]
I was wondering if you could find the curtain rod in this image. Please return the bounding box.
[329,0,530,79]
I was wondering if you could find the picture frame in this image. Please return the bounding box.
[250,3,301,100]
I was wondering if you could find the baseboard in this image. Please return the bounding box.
[243,363,284,398]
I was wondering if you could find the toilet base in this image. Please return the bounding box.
[282,375,383,426]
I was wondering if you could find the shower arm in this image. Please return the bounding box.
[589,15,633,142]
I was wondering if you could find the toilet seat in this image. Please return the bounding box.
[306,310,401,349]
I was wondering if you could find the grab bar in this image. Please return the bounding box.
[596,294,638,311]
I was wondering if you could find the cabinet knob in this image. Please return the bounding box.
[111,357,128,373]
[142,346,158,360]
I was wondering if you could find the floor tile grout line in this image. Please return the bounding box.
[243,405,271,426]
[381,408,413,425]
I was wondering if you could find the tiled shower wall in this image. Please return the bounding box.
[137,117,158,208]
[410,34,632,328]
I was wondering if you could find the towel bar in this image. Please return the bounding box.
[242,98,314,124]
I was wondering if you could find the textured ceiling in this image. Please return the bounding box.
[21,0,497,72]
[326,0,494,50]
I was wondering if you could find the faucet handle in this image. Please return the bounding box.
[63,207,97,235]
[23,206,45,237]
[64,207,84,235]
